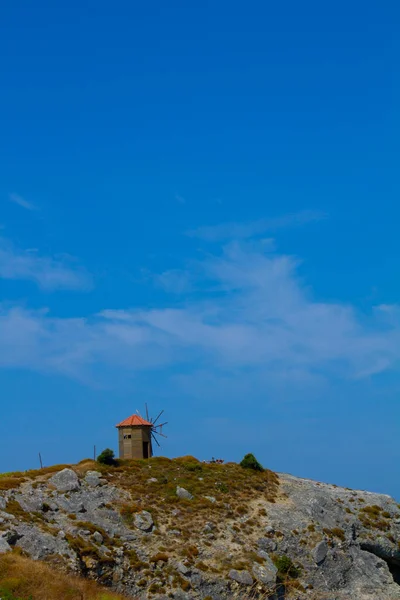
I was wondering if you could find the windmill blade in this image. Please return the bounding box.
[152,410,164,426]
[154,421,168,429]
[145,403,149,421]
[153,431,167,439]
[151,431,161,447]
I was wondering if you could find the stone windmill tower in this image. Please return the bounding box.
[116,407,167,459]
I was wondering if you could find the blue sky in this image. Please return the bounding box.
[1,1,399,497]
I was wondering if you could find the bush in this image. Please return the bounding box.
[272,554,301,579]
[240,453,264,472]
[97,448,116,466]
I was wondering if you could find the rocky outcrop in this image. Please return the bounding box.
[49,468,80,492]
[0,463,399,599]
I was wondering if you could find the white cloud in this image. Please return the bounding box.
[0,237,92,291]
[0,240,399,387]
[9,193,37,211]
[186,210,327,241]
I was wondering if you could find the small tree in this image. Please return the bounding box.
[97,448,116,466]
[240,453,264,472]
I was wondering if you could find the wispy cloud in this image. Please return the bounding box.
[175,194,186,204]
[0,237,92,291]
[186,210,327,241]
[0,238,399,388]
[9,193,38,211]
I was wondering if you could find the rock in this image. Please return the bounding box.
[257,537,277,552]
[229,569,253,585]
[190,571,202,588]
[252,560,278,586]
[147,478,158,483]
[203,522,216,533]
[313,540,328,564]
[172,592,191,600]
[57,530,66,539]
[0,536,11,554]
[176,486,193,500]
[176,561,191,575]
[204,496,216,503]
[265,525,274,534]
[92,531,103,544]
[84,471,102,487]
[15,526,73,560]
[134,510,154,532]
[3,530,21,545]
[49,468,80,492]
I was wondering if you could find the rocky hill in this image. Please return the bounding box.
[0,457,399,600]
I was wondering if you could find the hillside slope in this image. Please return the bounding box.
[0,457,399,599]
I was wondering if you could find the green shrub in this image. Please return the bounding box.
[240,453,264,472]
[97,449,116,466]
[272,554,301,579]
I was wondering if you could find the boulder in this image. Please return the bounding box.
[313,540,328,564]
[252,559,277,586]
[15,526,73,560]
[176,486,193,500]
[229,569,253,585]
[84,471,102,487]
[49,468,80,492]
[265,525,274,534]
[176,561,191,575]
[134,510,154,532]
[257,537,277,552]
[0,536,11,554]
[92,531,103,544]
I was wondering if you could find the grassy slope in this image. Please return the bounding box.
[0,456,280,598]
[0,553,128,600]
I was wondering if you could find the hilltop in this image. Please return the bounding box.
[0,457,399,599]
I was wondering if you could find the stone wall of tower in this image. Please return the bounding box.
[118,425,152,459]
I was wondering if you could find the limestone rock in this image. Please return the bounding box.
[0,536,11,554]
[92,531,103,544]
[204,495,216,503]
[265,525,274,534]
[313,540,328,564]
[84,471,102,487]
[15,525,73,560]
[229,569,253,585]
[176,486,193,500]
[49,468,80,492]
[257,537,277,552]
[252,560,278,586]
[176,561,191,575]
[134,510,154,532]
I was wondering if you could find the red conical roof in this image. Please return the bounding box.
[116,414,152,428]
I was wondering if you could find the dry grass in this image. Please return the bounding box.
[0,465,73,492]
[0,553,128,600]
[95,455,278,535]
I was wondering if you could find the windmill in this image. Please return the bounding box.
[138,404,168,455]
[116,405,168,459]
